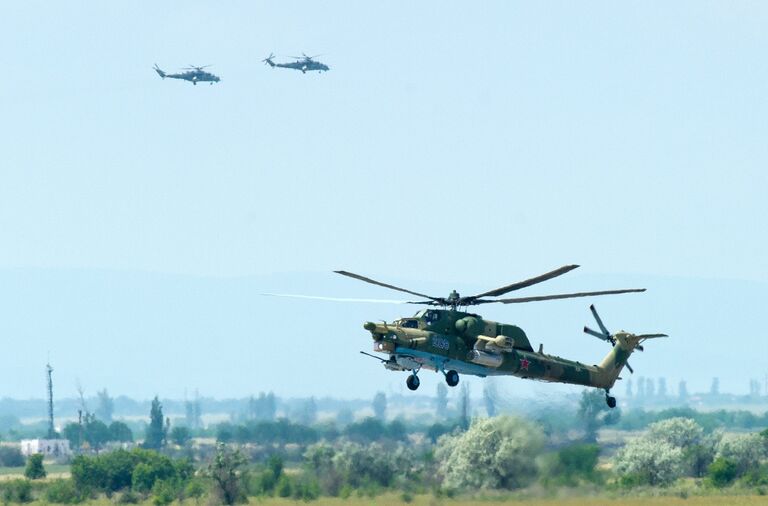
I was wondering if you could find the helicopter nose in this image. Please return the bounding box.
[363,322,376,331]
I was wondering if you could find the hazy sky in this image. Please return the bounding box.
[1,2,767,401]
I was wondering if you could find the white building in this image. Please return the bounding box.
[20,439,71,457]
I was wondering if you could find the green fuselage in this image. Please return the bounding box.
[365,308,634,390]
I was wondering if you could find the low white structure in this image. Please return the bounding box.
[20,439,71,457]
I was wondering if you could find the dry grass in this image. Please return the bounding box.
[248,494,768,506]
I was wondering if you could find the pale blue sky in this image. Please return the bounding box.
[0,2,767,400]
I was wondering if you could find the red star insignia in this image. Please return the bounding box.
[520,358,530,371]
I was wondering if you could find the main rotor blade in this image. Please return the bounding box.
[262,293,411,304]
[590,304,610,336]
[584,326,611,341]
[469,265,580,299]
[334,270,439,302]
[494,288,646,304]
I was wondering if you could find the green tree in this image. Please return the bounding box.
[24,454,46,480]
[335,408,354,426]
[458,383,470,430]
[435,416,544,490]
[184,395,202,430]
[435,383,448,418]
[170,426,191,446]
[577,389,619,443]
[0,446,24,467]
[297,397,317,426]
[207,444,247,505]
[96,389,114,424]
[372,392,387,421]
[84,414,111,451]
[143,396,166,450]
[483,380,498,417]
[109,421,134,442]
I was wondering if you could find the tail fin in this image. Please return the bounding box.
[153,64,166,78]
[586,305,667,389]
[262,53,276,67]
[597,332,666,388]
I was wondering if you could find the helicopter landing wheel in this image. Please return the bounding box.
[605,394,617,409]
[406,374,420,391]
[445,370,459,387]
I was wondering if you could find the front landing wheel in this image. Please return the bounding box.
[406,374,420,391]
[445,370,459,387]
[606,395,617,409]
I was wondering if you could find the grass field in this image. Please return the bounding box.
[247,495,768,506]
[0,464,70,480]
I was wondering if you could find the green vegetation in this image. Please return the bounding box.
[0,392,766,504]
[142,397,167,451]
[0,447,25,468]
[23,455,45,480]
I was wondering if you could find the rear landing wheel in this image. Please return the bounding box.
[445,370,459,387]
[406,374,420,391]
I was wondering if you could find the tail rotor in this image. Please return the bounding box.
[584,304,636,374]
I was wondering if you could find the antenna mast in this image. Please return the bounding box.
[46,362,55,438]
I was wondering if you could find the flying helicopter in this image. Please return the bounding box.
[268,265,666,408]
[153,64,221,85]
[262,53,330,73]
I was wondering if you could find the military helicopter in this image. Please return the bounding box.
[269,265,666,408]
[153,64,221,85]
[262,53,330,73]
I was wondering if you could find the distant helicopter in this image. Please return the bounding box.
[262,53,330,74]
[153,64,221,85]
[268,265,666,408]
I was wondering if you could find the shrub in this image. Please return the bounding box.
[613,438,684,486]
[116,489,140,504]
[708,457,738,488]
[151,479,179,506]
[556,443,600,479]
[740,463,768,487]
[2,479,33,503]
[435,416,545,490]
[44,479,83,504]
[647,417,704,448]
[24,454,46,480]
[70,448,191,495]
[184,478,207,504]
[291,475,320,501]
[276,475,292,498]
[716,433,767,476]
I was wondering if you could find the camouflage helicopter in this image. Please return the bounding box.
[153,64,221,85]
[262,53,330,73]
[270,265,665,408]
